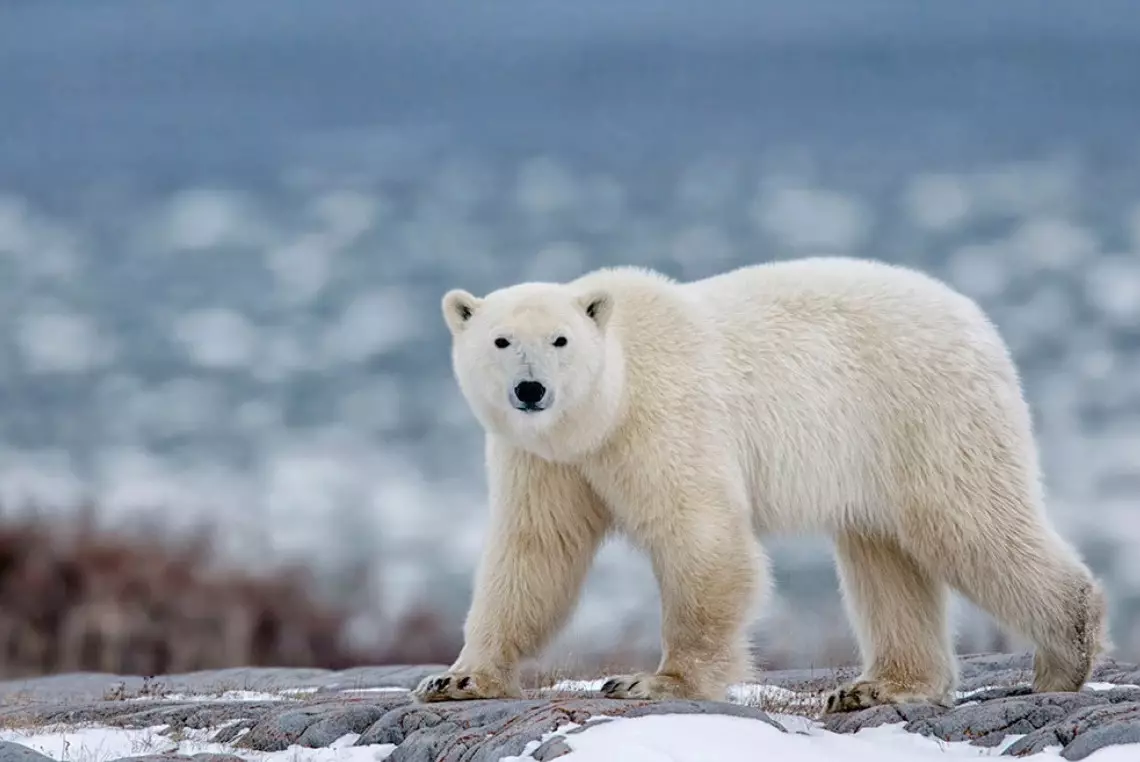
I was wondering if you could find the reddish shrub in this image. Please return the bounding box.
[0,505,462,679]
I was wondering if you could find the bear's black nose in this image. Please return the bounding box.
[514,381,547,406]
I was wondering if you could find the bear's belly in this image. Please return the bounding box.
[740,429,899,537]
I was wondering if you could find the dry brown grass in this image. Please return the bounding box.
[0,504,463,680]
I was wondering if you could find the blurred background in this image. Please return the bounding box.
[1,0,1139,680]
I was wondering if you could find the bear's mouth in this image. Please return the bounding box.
[513,401,549,413]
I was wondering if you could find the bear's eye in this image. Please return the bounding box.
[552,336,568,347]
[494,337,510,349]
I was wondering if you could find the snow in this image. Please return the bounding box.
[0,712,1085,762]
[3,682,1140,762]
[548,680,823,711]
[503,711,1140,762]
[0,725,394,762]
[114,689,297,703]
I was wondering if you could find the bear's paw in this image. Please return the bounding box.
[600,672,698,701]
[824,679,952,714]
[412,670,522,703]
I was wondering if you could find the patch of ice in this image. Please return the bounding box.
[970,159,1078,218]
[904,173,972,231]
[671,224,735,274]
[15,308,117,373]
[310,189,379,243]
[515,156,579,218]
[525,240,589,282]
[1009,217,1098,270]
[336,376,405,433]
[320,288,421,364]
[752,184,870,251]
[1085,255,1140,325]
[161,188,261,252]
[265,234,337,304]
[172,307,260,370]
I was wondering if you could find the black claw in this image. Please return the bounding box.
[627,680,640,693]
[457,676,472,690]
[601,679,617,694]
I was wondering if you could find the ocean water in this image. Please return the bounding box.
[2,1,1140,664]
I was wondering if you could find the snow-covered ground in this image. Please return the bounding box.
[2,709,1135,762]
[505,713,1139,761]
[2,681,1138,762]
[0,724,392,762]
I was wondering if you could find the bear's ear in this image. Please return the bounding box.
[577,289,612,330]
[442,289,483,335]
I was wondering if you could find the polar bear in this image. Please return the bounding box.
[414,256,1107,713]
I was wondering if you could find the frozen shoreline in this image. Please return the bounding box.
[0,653,1139,761]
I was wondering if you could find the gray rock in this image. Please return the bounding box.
[210,719,257,744]
[1091,658,1140,688]
[531,737,573,761]
[1002,702,1140,757]
[295,704,389,747]
[3,653,1140,760]
[0,664,448,705]
[958,685,1033,703]
[822,702,948,734]
[905,696,1088,747]
[234,706,330,752]
[1060,722,1140,760]
[354,702,451,746]
[392,696,784,761]
[0,742,55,762]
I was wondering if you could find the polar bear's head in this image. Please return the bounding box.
[441,281,620,457]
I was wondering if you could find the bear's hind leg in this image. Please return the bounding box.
[825,532,957,714]
[924,515,1107,695]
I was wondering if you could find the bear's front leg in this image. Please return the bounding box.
[414,442,611,703]
[601,493,764,702]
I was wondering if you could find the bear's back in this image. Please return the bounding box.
[582,257,1030,532]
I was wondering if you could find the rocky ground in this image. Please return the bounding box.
[0,653,1138,761]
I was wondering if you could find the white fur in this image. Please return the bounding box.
[416,256,1108,711]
